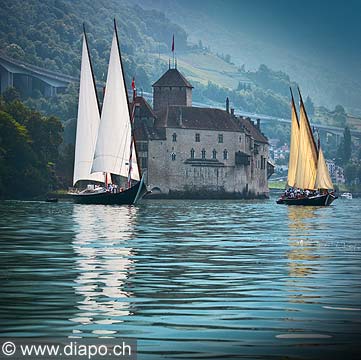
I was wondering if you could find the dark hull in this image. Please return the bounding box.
[276,193,337,206]
[71,180,147,205]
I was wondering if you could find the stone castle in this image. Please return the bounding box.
[133,66,272,199]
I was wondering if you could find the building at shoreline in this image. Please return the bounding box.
[133,66,271,198]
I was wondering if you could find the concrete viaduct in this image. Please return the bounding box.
[0,52,78,97]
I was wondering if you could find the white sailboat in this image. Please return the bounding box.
[277,88,337,206]
[71,22,147,205]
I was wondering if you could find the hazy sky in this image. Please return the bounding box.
[137,0,360,109]
[181,0,361,63]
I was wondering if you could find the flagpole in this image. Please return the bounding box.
[172,34,175,68]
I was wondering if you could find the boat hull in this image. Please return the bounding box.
[276,193,337,206]
[71,181,147,205]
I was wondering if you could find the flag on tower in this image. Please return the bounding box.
[171,34,174,52]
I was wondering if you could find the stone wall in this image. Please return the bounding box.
[153,86,192,111]
[146,127,269,198]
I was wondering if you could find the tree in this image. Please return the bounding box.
[0,98,64,199]
[344,163,358,185]
[343,126,352,162]
[304,96,315,117]
[2,87,20,103]
[333,105,347,127]
[225,54,231,64]
[336,126,352,166]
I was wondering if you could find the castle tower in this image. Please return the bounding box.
[152,68,193,111]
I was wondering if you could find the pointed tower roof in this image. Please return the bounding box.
[152,68,193,88]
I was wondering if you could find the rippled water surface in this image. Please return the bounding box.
[1,195,361,359]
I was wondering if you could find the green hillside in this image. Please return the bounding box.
[0,0,349,134]
[0,0,187,89]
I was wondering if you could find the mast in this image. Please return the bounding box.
[113,19,142,183]
[297,87,318,159]
[84,24,109,187]
[91,20,140,182]
[83,23,101,116]
[294,88,318,190]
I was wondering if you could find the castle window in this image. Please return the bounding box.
[190,148,195,159]
[223,149,228,160]
[201,148,206,159]
[212,149,217,159]
[239,136,242,143]
[195,133,200,142]
[172,133,177,142]
[138,142,148,152]
[141,157,148,168]
[218,134,223,143]
[171,153,176,161]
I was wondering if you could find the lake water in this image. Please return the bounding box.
[0,194,360,359]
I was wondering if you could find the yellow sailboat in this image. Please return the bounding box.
[277,88,337,206]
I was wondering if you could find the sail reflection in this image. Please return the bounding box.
[286,206,323,304]
[70,205,137,336]
[287,206,320,278]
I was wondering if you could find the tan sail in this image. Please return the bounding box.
[287,92,300,187]
[294,99,318,190]
[315,147,333,189]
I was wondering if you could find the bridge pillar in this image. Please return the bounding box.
[18,75,33,97]
[0,68,14,93]
[44,84,57,97]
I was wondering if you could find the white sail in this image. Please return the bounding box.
[91,31,140,181]
[73,34,104,186]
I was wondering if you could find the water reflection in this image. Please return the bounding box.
[71,205,137,336]
[287,206,322,277]
[286,206,323,306]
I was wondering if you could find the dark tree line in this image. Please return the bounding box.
[0,88,65,198]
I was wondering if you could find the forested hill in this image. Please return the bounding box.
[0,0,348,130]
[0,0,187,89]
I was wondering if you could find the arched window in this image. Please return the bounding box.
[212,149,217,159]
[190,148,195,159]
[201,148,206,159]
[172,133,177,142]
[239,135,242,143]
[171,153,176,161]
[223,149,228,160]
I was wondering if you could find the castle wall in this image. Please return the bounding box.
[147,127,269,198]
